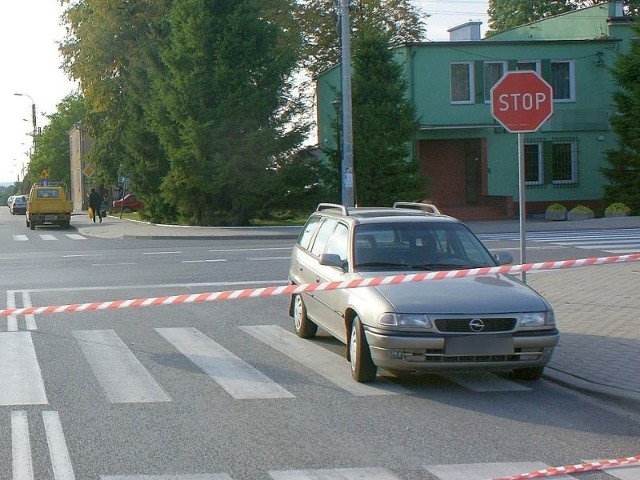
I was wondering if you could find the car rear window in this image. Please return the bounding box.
[36,189,60,198]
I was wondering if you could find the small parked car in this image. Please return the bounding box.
[9,195,28,215]
[288,202,559,383]
[112,194,143,212]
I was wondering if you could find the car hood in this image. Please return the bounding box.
[355,271,550,315]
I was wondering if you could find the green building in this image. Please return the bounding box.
[316,1,634,220]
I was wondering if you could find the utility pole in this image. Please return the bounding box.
[339,0,355,207]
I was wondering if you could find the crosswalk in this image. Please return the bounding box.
[11,233,87,241]
[477,228,640,254]
[0,325,534,408]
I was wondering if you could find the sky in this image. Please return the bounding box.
[0,0,489,185]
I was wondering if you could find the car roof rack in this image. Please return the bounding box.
[392,202,441,215]
[316,203,349,215]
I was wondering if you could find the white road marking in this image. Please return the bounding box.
[0,332,48,405]
[102,475,232,479]
[240,325,410,396]
[43,411,76,480]
[6,291,18,332]
[270,468,401,479]
[143,251,182,255]
[11,411,35,480]
[584,459,640,480]
[247,256,291,261]
[156,327,294,400]
[73,330,171,403]
[39,235,57,241]
[22,291,37,331]
[424,462,575,479]
[182,259,226,263]
[65,234,86,240]
[441,372,531,392]
[208,247,291,252]
[13,235,29,241]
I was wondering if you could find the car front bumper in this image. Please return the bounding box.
[364,328,559,373]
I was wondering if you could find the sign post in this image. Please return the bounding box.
[491,71,553,281]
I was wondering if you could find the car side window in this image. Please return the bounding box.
[310,218,338,256]
[298,217,321,251]
[324,222,348,261]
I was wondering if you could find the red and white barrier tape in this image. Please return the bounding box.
[491,454,640,479]
[2,253,639,318]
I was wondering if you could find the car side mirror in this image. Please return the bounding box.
[319,253,347,270]
[493,251,513,266]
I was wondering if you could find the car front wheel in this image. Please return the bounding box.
[293,295,317,339]
[349,316,377,383]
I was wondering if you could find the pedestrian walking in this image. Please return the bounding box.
[88,187,103,223]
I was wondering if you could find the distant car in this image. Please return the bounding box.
[7,195,15,207]
[113,194,143,212]
[288,202,559,383]
[9,195,28,215]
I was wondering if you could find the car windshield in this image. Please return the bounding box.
[354,222,496,271]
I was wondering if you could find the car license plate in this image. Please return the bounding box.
[45,215,58,221]
[445,335,514,356]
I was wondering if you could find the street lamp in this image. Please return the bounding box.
[14,92,37,153]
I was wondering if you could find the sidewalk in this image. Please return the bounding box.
[74,212,640,404]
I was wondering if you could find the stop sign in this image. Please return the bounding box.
[491,71,553,133]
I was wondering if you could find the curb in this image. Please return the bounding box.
[545,368,640,404]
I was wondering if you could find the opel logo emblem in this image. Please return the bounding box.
[469,318,485,332]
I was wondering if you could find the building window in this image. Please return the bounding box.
[524,141,544,185]
[517,61,540,74]
[550,60,575,102]
[450,62,473,103]
[552,139,578,184]
[484,61,506,102]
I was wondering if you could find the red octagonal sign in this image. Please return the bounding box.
[491,71,553,133]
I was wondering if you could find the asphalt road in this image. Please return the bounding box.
[1,208,639,480]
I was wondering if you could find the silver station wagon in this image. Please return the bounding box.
[288,202,559,383]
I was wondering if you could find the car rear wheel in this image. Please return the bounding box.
[349,316,377,383]
[293,295,317,339]
[512,366,544,380]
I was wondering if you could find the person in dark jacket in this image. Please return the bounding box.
[88,187,103,223]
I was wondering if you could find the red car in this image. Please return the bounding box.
[113,194,144,212]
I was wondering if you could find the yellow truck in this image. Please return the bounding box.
[26,182,73,230]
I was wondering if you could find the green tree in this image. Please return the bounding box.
[295,0,426,79]
[601,22,640,215]
[27,94,87,189]
[487,0,575,35]
[324,25,425,206]
[487,0,640,36]
[151,0,304,225]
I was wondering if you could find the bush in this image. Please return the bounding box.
[546,203,566,213]
[605,202,631,215]
[569,205,594,214]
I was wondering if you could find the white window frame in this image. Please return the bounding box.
[450,62,474,104]
[550,60,575,102]
[483,61,507,103]
[524,141,544,186]
[552,139,578,184]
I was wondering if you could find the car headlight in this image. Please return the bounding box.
[378,313,432,328]
[519,311,555,328]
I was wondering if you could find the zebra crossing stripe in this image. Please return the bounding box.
[73,330,171,403]
[240,325,409,396]
[11,411,35,479]
[0,332,48,405]
[101,476,232,479]
[424,462,572,480]
[43,411,76,480]
[156,327,294,399]
[270,467,401,479]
